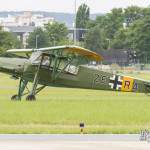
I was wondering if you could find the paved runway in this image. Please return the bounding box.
[0,134,140,141]
[0,134,149,150]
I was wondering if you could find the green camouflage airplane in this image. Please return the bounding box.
[0,45,149,101]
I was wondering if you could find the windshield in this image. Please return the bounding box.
[65,65,78,75]
[30,51,42,64]
[29,51,90,75]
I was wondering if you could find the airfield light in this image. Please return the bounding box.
[106,38,110,50]
[35,35,39,49]
[79,122,85,134]
[74,0,77,45]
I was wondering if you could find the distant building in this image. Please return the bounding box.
[4,26,35,48]
[1,12,88,47]
[0,11,54,27]
[68,28,88,42]
[1,12,54,48]
[31,14,54,27]
[0,15,17,26]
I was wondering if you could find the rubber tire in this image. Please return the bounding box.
[26,95,36,101]
[11,95,21,101]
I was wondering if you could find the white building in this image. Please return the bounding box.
[3,26,35,48]
[0,12,55,48]
[0,15,17,26]
[0,12,54,27]
[31,14,54,27]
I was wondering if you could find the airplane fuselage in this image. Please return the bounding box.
[0,57,149,98]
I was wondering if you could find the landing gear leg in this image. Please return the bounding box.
[26,78,38,101]
[26,65,40,101]
[11,78,28,101]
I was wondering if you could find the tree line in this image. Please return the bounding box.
[0,26,21,52]
[83,5,150,63]
[0,5,149,63]
[0,21,69,51]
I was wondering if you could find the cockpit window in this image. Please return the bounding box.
[29,51,89,75]
[30,51,42,64]
[65,65,78,75]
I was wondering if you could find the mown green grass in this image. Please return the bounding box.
[0,72,149,134]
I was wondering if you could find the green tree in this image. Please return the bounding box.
[44,22,68,46]
[142,7,150,17]
[111,28,128,49]
[84,5,150,60]
[27,27,49,48]
[76,3,90,28]
[0,31,21,53]
[85,8,124,50]
[126,16,150,62]
[95,8,124,39]
[124,6,143,27]
[84,25,106,52]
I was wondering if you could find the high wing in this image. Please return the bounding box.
[7,45,103,62]
[6,49,33,58]
[7,49,33,53]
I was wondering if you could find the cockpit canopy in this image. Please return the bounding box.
[29,51,97,75]
[7,45,103,75]
[30,51,42,64]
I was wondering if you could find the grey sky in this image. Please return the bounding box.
[0,0,149,13]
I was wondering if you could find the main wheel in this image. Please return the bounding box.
[26,95,36,101]
[11,95,21,101]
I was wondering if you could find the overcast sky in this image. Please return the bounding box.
[0,0,149,13]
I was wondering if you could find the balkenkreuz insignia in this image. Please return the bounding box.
[109,75,123,90]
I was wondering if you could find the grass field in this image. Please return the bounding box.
[0,72,150,134]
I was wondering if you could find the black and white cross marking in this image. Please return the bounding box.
[109,75,123,90]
